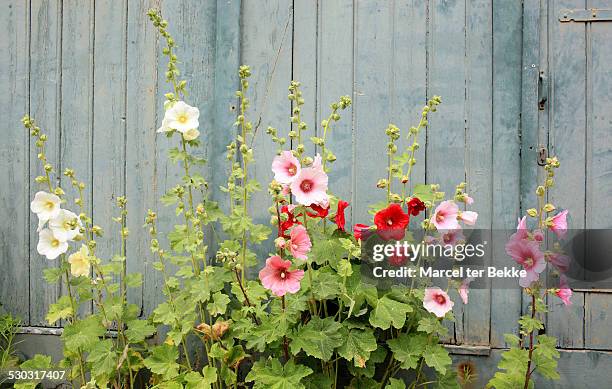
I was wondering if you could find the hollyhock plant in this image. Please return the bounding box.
[432,200,460,230]
[288,225,311,260]
[258,255,304,297]
[37,228,69,260]
[423,287,454,318]
[290,166,329,206]
[374,203,410,240]
[556,288,573,306]
[272,150,301,184]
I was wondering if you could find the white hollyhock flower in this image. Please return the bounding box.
[49,209,81,242]
[182,128,200,141]
[37,228,68,260]
[164,101,199,132]
[30,191,61,222]
[68,245,91,277]
[156,117,171,133]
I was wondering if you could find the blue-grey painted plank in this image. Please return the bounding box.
[316,0,355,223]
[126,0,163,317]
[93,0,129,308]
[241,0,294,263]
[547,0,587,349]
[0,0,29,322]
[460,0,493,346]
[28,0,63,327]
[489,0,525,348]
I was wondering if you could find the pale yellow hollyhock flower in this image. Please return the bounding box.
[182,128,200,141]
[30,191,61,222]
[68,245,91,277]
[37,228,68,260]
[164,101,199,132]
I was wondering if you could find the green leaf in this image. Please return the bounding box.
[184,366,218,389]
[246,359,313,389]
[62,316,105,350]
[310,237,346,268]
[125,273,143,288]
[417,316,448,336]
[423,344,452,375]
[143,344,180,380]
[311,269,342,300]
[387,333,428,369]
[250,224,272,243]
[152,302,178,325]
[290,317,344,361]
[337,258,354,277]
[13,355,52,389]
[303,374,334,389]
[435,371,461,389]
[386,378,406,389]
[207,292,230,317]
[125,319,156,343]
[412,184,437,203]
[46,295,74,324]
[369,295,413,330]
[532,335,560,380]
[86,339,116,377]
[503,334,521,347]
[519,315,544,334]
[43,267,63,283]
[338,325,377,367]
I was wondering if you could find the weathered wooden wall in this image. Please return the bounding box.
[1,0,611,386]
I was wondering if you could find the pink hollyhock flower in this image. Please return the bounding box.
[548,252,570,273]
[275,237,286,249]
[259,255,304,297]
[550,210,568,239]
[441,230,465,247]
[505,238,546,287]
[533,229,544,242]
[272,151,301,185]
[312,153,323,170]
[432,201,460,230]
[458,277,475,304]
[464,195,474,205]
[281,184,291,196]
[335,200,350,231]
[556,288,572,306]
[290,167,329,206]
[423,287,454,318]
[353,224,370,241]
[374,203,410,240]
[459,211,478,226]
[288,225,312,260]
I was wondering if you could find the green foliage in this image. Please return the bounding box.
[246,359,313,389]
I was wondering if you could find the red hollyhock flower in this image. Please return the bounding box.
[374,203,410,240]
[407,197,426,216]
[306,203,329,218]
[334,200,350,231]
[280,205,302,236]
[353,224,370,240]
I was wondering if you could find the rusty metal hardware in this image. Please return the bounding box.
[537,146,548,166]
[538,70,548,111]
[559,8,612,22]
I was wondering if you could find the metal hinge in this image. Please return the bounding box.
[559,8,612,22]
[537,146,548,166]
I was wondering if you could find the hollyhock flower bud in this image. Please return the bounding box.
[334,200,349,232]
[423,288,454,318]
[527,208,538,217]
[543,203,556,212]
[549,210,568,239]
[275,237,286,249]
[459,211,478,226]
[353,224,370,241]
[555,288,572,306]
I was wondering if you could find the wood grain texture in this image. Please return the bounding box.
[0,0,29,322]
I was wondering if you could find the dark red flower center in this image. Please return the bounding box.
[386,219,394,226]
[279,271,286,279]
[300,179,314,192]
[435,294,446,305]
[287,164,297,176]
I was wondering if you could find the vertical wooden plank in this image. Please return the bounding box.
[583,0,612,350]
[93,0,129,305]
[126,0,163,317]
[316,0,355,222]
[352,0,393,224]
[546,0,586,348]
[208,0,241,230]
[460,0,493,346]
[0,0,29,322]
[427,0,467,344]
[489,0,525,347]
[292,0,317,158]
[28,0,63,326]
[241,0,294,262]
